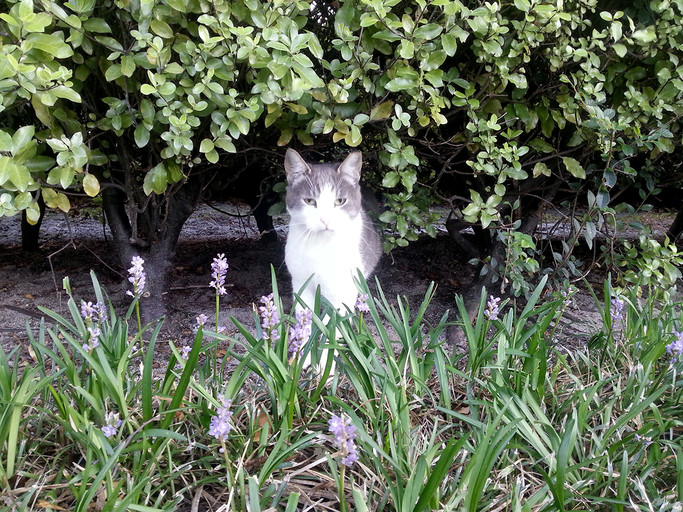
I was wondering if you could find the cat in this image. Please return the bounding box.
[284,149,381,362]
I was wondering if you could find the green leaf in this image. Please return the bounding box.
[22,156,51,176]
[0,13,20,27]
[104,64,122,82]
[140,99,155,122]
[140,84,156,95]
[215,137,236,153]
[441,33,457,56]
[48,166,74,189]
[382,171,400,188]
[613,43,627,58]
[134,125,150,148]
[143,163,169,195]
[121,55,135,77]
[414,23,443,41]
[54,192,69,212]
[514,0,530,11]
[25,202,42,223]
[0,157,14,184]
[633,26,656,43]
[9,163,32,192]
[82,174,100,197]
[206,149,219,163]
[532,162,551,178]
[386,76,417,92]
[52,86,81,103]
[13,191,32,210]
[24,12,53,32]
[151,19,174,38]
[12,126,35,154]
[370,101,393,120]
[528,138,554,153]
[164,62,184,75]
[199,139,214,153]
[157,82,176,96]
[562,157,586,179]
[82,18,112,33]
[399,40,415,59]
[0,131,12,152]
[25,33,73,58]
[596,186,610,210]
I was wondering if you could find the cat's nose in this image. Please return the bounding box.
[319,217,332,230]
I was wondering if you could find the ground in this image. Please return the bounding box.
[0,203,676,366]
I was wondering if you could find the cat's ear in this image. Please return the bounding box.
[284,149,311,183]
[338,152,362,182]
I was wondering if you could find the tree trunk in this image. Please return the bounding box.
[102,182,201,323]
[21,195,46,251]
[667,206,683,245]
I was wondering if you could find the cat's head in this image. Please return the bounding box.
[284,149,364,233]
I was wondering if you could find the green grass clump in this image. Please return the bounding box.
[0,263,681,511]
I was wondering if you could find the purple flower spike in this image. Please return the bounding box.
[355,293,370,313]
[209,394,233,442]
[484,295,501,320]
[666,330,683,363]
[289,308,313,357]
[126,256,146,298]
[210,253,229,296]
[259,293,280,341]
[610,297,624,320]
[80,299,106,348]
[328,414,359,467]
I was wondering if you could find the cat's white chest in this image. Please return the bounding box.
[285,213,364,311]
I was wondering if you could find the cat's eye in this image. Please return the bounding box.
[303,197,317,206]
[334,198,346,206]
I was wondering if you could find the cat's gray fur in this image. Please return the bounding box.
[284,149,381,312]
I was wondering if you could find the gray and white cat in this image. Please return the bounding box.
[284,149,381,314]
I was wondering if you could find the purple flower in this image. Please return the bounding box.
[81,339,100,352]
[289,308,313,357]
[610,298,624,320]
[126,256,146,298]
[102,411,122,439]
[355,293,370,313]
[209,394,233,442]
[328,414,359,467]
[80,300,96,320]
[196,314,208,327]
[80,300,107,340]
[180,345,192,360]
[634,433,652,447]
[560,286,576,308]
[666,330,683,362]
[484,295,501,320]
[210,253,229,296]
[259,293,280,341]
[95,302,108,323]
